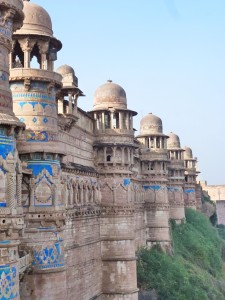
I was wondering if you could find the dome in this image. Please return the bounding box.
[15,0,53,37]
[56,65,75,77]
[56,64,78,88]
[183,147,193,159]
[93,80,127,110]
[167,132,181,149]
[140,113,163,135]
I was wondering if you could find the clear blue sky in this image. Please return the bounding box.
[36,0,225,185]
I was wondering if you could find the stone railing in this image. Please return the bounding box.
[19,254,32,274]
[94,128,134,136]
[10,68,62,85]
[169,160,185,168]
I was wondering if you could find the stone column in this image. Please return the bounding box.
[102,112,105,130]
[38,41,49,70]
[131,148,134,165]
[58,97,64,114]
[103,147,107,166]
[110,111,114,129]
[100,179,138,299]
[121,147,125,166]
[68,92,73,114]
[113,147,116,166]
[130,113,133,130]
[7,172,16,209]
[30,178,35,206]
[124,112,128,129]
[119,111,123,129]
[17,173,22,206]
[19,38,36,68]
[160,137,162,149]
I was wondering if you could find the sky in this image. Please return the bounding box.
[35,0,225,185]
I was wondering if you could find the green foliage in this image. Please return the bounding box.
[201,192,214,205]
[137,209,225,300]
[217,224,225,240]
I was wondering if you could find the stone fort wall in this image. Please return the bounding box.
[0,1,202,299]
[201,181,225,225]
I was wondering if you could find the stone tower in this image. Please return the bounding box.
[0,0,24,298]
[183,146,198,209]
[137,113,171,250]
[167,132,185,223]
[56,64,84,130]
[9,1,67,298]
[90,80,139,299]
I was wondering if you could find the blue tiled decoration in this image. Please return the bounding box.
[167,187,180,192]
[43,117,48,124]
[17,101,55,109]
[0,71,7,81]
[123,178,131,187]
[12,93,55,101]
[0,264,19,299]
[0,126,15,159]
[184,189,195,194]
[27,160,60,177]
[32,240,65,270]
[10,81,53,92]
[143,185,162,191]
[26,131,48,142]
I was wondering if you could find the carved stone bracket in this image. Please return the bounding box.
[58,114,78,132]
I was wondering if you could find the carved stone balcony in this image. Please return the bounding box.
[10,68,62,86]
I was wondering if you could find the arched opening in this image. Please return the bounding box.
[12,41,24,68]
[106,147,113,162]
[104,112,110,129]
[113,112,119,129]
[156,137,160,148]
[150,137,154,148]
[30,43,41,69]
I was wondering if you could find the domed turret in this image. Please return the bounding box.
[93,80,127,110]
[183,147,193,159]
[15,0,53,37]
[57,65,75,77]
[167,132,181,149]
[140,113,163,135]
[56,64,78,88]
[56,64,84,118]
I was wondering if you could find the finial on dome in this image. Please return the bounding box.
[23,0,30,2]
[107,79,112,83]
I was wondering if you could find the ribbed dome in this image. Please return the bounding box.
[93,80,127,110]
[167,132,181,149]
[56,65,75,77]
[183,147,193,159]
[140,113,163,135]
[15,0,53,37]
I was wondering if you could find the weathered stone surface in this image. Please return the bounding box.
[0,1,202,299]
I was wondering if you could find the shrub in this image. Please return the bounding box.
[137,209,225,300]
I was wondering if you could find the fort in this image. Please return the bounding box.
[0,1,203,299]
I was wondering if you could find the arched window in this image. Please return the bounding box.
[107,155,111,162]
[30,44,41,69]
[104,112,110,129]
[113,112,119,129]
[156,137,160,148]
[12,41,24,68]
